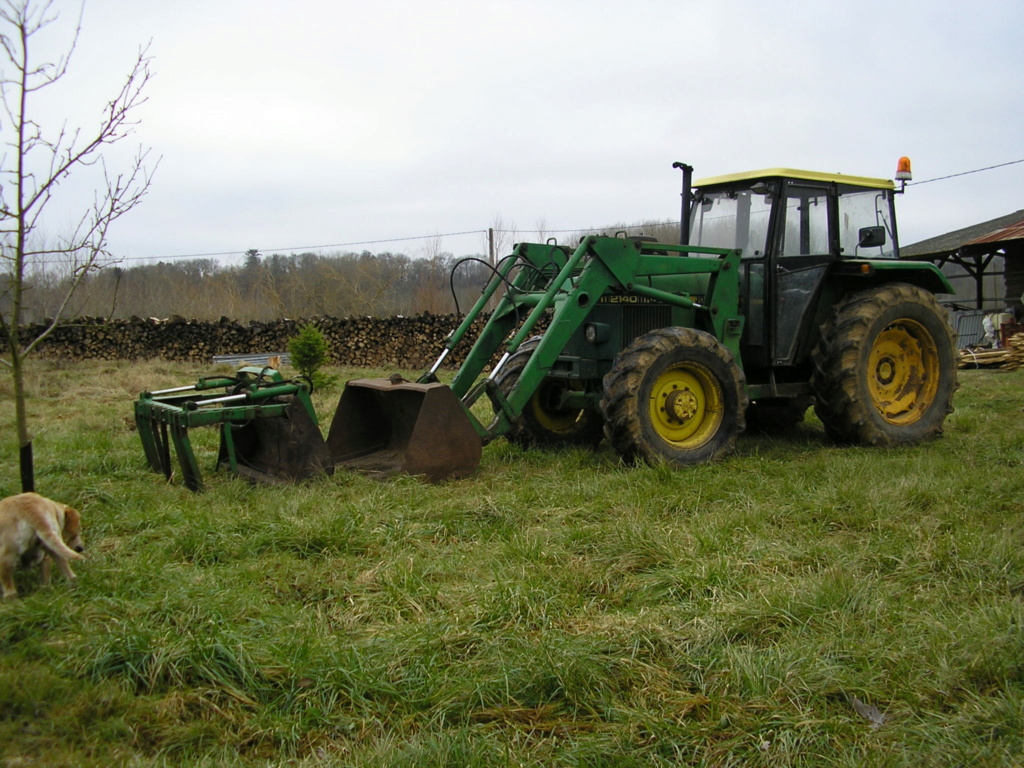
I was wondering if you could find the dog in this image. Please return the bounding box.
[0,492,85,599]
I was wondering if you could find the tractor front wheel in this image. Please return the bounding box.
[494,338,604,448]
[811,283,957,445]
[601,328,748,466]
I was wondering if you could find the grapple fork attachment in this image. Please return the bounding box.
[136,407,172,478]
[134,367,330,491]
[326,378,482,482]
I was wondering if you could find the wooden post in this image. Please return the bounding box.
[20,441,34,493]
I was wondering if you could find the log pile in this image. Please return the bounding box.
[18,314,1021,373]
[958,333,1024,370]
[0,313,548,371]
[1002,333,1024,371]
[959,346,1013,369]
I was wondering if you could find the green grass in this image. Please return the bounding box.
[1,360,1022,766]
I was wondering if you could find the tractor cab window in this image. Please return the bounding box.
[838,187,896,258]
[780,185,829,257]
[690,188,772,259]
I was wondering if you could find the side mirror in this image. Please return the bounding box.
[858,226,886,248]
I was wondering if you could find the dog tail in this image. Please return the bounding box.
[35,523,85,562]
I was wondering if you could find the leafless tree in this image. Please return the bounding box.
[0,0,157,490]
[414,234,454,314]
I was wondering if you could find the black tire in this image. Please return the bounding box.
[493,338,604,448]
[746,396,813,433]
[811,283,957,446]
[600,327,748,466]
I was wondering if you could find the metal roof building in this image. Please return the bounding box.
[901,210,1024,312]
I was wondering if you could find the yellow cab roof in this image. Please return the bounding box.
[694,168,895,190]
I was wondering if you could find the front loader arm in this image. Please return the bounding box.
[321,235,743,483]
[458,236,743,442]
[447,236,624,439]
[446,241,570,398]
[480,238,625,436]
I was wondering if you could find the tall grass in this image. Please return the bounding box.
[1,360,1022,766]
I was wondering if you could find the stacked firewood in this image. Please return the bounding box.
[1002,333,1024,371]
[1,313,548,370]
[958,333,1024,370]
[959,346,1013,369]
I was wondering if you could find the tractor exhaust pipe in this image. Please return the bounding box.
[672,161,694,245]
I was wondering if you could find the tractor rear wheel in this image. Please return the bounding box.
[494,338,604,448]
[601,327,748,465]
[811,283,957,445]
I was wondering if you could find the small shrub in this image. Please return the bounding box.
[287,323,337,392]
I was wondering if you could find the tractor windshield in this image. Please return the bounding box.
[838,187,897,258]
[690,189,773,258]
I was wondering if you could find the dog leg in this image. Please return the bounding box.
[51,555,77,585]
[0,566,16,599]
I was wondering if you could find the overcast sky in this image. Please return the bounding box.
[16,0,1024,265]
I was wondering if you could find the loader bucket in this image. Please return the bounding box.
[326,378,482,482]
[218,398,334,485]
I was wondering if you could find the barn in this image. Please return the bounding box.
[901,210,1024,346]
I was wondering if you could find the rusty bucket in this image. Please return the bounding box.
[219,398,334,485]
[326,379,482,482]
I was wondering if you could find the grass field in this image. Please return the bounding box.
[1,359,1022,767]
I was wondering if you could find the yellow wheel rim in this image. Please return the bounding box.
[867,319,940,425]
[646,362,724,448]
[531,381,585,434]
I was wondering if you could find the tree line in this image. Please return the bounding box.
[8,249,493,323]
[8,219,679,323]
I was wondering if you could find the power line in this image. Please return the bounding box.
[491,223,653,236]
[116,158,1024,262]
[907,158,1024,186]
[119,229,488,263]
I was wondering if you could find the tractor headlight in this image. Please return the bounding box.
[585,323,610,344]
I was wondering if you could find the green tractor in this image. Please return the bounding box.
[135,163,958,488]
[325,163,956,480]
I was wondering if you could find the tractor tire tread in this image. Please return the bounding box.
[811,283,957,446]
[600,327,748,465]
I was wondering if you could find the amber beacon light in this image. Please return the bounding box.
[895,156,912,192]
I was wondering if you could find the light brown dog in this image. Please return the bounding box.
[0,492,85,599]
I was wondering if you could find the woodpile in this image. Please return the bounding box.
[1002,333,1024,371]
[958,332,1024,370]
[0,313,548,371]
[959,347,1012,369]
[14,314,1020,374]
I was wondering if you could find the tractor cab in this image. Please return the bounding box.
[688,169,901,375]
